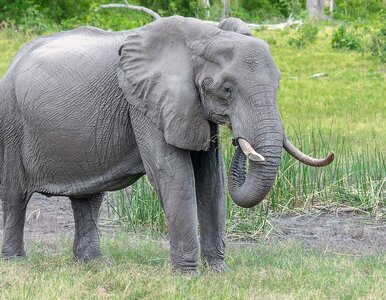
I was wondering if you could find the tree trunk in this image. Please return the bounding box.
[306,0,328,20]
[202,0,210,17]
[222,0,230,19]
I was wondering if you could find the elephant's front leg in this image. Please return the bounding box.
[191,127,227,272]
[130,108,199,273]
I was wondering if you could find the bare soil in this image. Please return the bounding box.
[0,193,385,256]
[266,212,386,256]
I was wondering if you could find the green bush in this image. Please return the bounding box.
[370,24,386,62]
[288,22,319,48]
[0,0,51,33]
[334,0,385,21]
[331,25,362,50]
[138,0,206,17]
[231,0,304,22]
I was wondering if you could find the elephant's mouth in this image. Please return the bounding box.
[209,112,229,124]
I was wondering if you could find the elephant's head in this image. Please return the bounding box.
[117,16,334,208]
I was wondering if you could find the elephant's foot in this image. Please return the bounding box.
[1,247,26,260]
[172,266,199,275]
[203,257,228,273]
[168,242,201,275]
[171,260,199,275]
[1,226,27,260]
[73,241,104,263]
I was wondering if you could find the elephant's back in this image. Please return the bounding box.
[13,27,128,113]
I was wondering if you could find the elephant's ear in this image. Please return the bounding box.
[117,17,211,151]
[218,17,252,36]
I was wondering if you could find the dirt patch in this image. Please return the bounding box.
[265,212,386,256]
[0,193,115,254]
[0,193,385,256]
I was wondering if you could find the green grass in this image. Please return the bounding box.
[1,24,385,235]
[0,234,385,299]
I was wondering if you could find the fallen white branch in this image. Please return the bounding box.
[98,3,161,20]
[202,18,302,30]
[201,14,302,30]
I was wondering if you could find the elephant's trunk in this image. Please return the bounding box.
[228,107,284,208]
[228,133,335,209]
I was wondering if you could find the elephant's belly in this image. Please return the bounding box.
[29,138,146,196]
[21,109,146,196]
[32,149,146,196]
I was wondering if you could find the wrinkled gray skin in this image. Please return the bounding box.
[0,16,284,272]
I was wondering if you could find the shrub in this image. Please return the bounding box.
[370,24,386,62]
[0,0,50,33]
[288,22,319,48]
[331,25,362,50]
[334,0,385,21]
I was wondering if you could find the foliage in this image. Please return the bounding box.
[288,22,319,48]
[331,25,362,50]
[138,0,206,17]
[0,0,385,33]
[0,1,153,32]
[333,0,386,21]
[0,0,50,33]
[230,0,304,22]
[370,24,386,62]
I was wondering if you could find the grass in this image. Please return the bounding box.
[1,24,385,235]
[0,234,385,299]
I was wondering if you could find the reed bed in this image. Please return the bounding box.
[107,128,385,234]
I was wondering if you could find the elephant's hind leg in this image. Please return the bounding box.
[1,190,32,259]
[70,193,104,262]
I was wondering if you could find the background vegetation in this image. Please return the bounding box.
[0,0,385,30]
[0,0,385,233]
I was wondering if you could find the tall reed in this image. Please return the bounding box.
[107,128,385,234]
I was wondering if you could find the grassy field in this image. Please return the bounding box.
[0,233,385,299]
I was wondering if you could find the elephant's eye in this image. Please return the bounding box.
[223,86,232,96]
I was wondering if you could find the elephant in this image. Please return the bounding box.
[0,16,334,273]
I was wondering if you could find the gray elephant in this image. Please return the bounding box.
[0,16,333,273]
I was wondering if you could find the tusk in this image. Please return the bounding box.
[283,135,334,167]
[238,138,265,162]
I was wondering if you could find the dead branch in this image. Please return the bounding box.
[98,3,161,20]
[202,14,302,31]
